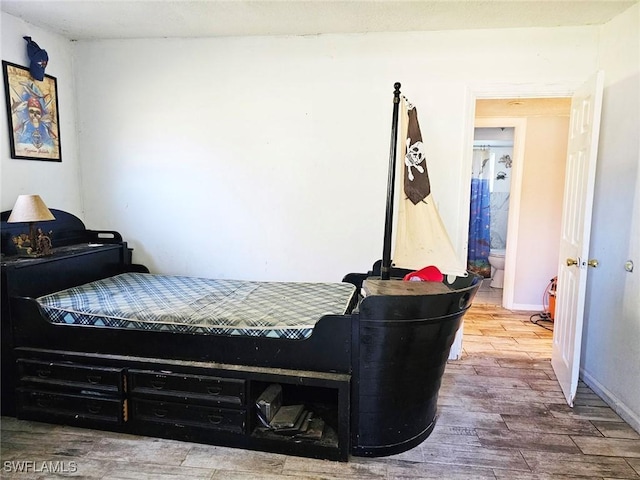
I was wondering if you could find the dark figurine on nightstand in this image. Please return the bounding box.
[12,228,53,257]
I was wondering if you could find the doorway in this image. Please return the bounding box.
[471,98,571,311]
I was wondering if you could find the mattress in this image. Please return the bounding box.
[36,273,357,340]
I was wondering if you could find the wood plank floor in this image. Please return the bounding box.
[2,282,639,479]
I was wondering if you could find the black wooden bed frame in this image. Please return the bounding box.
[1,83,480,461]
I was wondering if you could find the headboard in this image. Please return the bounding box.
[0,209,122,257]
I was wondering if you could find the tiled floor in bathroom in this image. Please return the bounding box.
[474,277,503,306]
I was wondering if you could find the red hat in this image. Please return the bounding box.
[403,265,444,282]
[27,97,41,111]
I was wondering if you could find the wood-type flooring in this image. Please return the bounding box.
[2,281,639,479]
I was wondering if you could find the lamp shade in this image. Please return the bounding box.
[7,195,55,223]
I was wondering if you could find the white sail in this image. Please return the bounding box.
[392,97,467,277]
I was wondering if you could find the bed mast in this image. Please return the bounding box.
[381,82,401,280]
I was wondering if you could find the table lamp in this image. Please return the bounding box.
[7,194,55,257]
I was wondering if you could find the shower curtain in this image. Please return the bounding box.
[468,148,492,277]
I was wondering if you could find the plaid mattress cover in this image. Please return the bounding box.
[36,273,357,339]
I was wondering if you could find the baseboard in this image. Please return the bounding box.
[507,302,543,312]
[581,368,640,434]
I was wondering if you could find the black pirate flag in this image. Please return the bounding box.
[404,107,430,205]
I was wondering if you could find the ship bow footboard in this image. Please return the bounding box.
[350,275,480,456]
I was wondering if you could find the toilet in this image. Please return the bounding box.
[488,249,506,288]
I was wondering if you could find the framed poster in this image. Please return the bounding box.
[2,60,62,161]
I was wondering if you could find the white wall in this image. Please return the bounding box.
[581,3,640,432]
[515,116,569,308]
[73,27,599,281]
[0,14,82,215]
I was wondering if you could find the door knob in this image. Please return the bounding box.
[587,259,599,268]
[566,258,579,267]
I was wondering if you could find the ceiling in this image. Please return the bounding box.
[1,1,637,40]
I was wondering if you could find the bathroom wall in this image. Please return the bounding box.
[490,147,512,249]
[473,128,514,250]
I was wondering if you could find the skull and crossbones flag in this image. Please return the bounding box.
[392,97,466,276]
[404,106,430,204]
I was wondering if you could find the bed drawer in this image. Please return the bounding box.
[132,398,245,434]
[17,388,126,424]
[129,369,245,406]
[17,359,125,394]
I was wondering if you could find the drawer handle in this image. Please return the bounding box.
[150,380,166,390]
[207,415,223,425]
[87,375,102,384]
[206,386,222,395]
[153,408,168,418]
[36,369,51,378]
[87,404,102,414]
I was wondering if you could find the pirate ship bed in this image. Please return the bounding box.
[3,83,480,461]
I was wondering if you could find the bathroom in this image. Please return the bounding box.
[468,127,514,295]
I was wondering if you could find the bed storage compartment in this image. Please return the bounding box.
[129,369,245,406]
[17,359,125,395]
[16,389,126,425]
[248,373,350,461]
[131,398,246,434]
[14,347,350,461]
[15,355,127,427]
[128,369,248,438]
[126,364,350,461]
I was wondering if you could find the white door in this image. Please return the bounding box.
[552,71,604,407]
